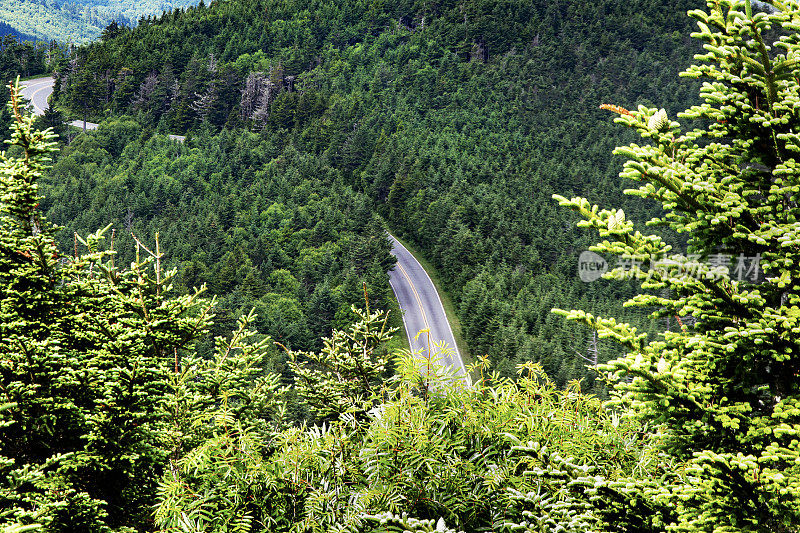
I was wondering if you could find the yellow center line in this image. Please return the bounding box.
[21,80,49,91]
[29,85,51,114]
[396,261,431,333]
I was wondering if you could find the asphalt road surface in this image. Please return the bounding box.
[19,76,185,142]
[388,234,468,381]
[20,76,99,131]
[20,76,54,116]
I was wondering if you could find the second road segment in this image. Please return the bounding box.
[19,77,185,141]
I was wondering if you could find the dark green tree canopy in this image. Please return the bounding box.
[0,79,213,531]
[49,0,706,390]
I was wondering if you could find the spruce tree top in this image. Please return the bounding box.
[555,1,800,529]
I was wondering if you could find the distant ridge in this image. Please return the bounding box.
[0,0,202,43]
[0,20,39,42]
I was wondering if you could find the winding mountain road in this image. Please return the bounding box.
[20,78,462,381]
[20,76,99,131]
[19,76,185,141]
[388,234,468,381]
[20,77,54,116]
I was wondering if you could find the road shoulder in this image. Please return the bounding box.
[387,231,471,370]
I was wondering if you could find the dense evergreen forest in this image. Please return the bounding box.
[43,119,400,362]
[0,0,200,43]
[0,36,48,78]
[3,0,800,529]
[47,0,704,389]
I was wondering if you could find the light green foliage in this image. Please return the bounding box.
[359,513,463,533]
[285,358,652,532]
[554,0,800,530]
[155,310,287,533]
[156,329,650,532]
[287,305,396,420]
[1,525,41,533]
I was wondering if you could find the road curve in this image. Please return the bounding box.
[20,76,99,131]
[20,76,54,116]
[388,234,468,381]
[19,76,185,142]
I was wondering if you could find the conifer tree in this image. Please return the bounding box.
[554,1,800,530]
[287,304,396,420]
[0,79,213,531]
[155,310,287,533]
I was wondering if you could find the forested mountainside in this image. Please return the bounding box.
[0,20,37,41]
[43,119,399,360]
[47,0,703,388]
[0,0,200,43]
[5,1,800,531]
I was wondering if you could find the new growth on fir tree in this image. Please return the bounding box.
[0,78,215,532]
[286,301,396,421]
[554,0,800,530]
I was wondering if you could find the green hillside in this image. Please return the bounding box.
[0,0,200,43]
[0,19,38,41]
[3,1,799,531]
[48,0,703,388]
